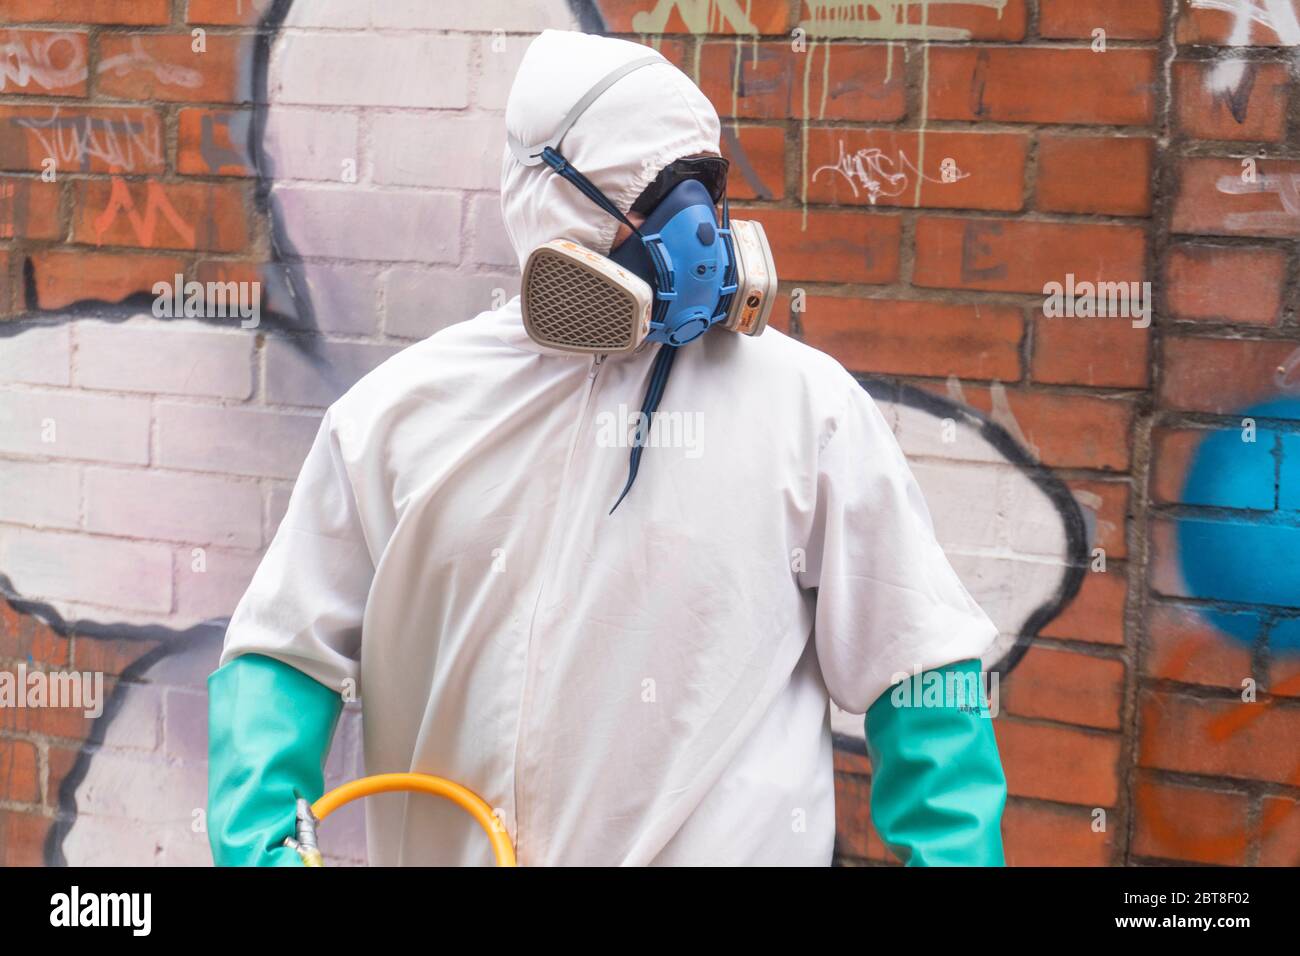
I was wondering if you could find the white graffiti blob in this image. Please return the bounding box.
[1189,0,1300,93]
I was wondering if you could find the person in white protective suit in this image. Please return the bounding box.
[207,29,1008,867]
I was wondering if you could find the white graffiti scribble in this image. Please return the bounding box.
[1190,0,1300,93]
[631,0,762,33]
[97,36,203,89]
[802,0,1009,40]
[14,107,165,173]
[1216,169,1300,232]
[0,31,88,92]
[811,139,967,204]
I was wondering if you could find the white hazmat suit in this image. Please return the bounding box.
[220,29,997,866]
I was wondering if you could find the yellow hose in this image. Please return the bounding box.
[311,772,517,867]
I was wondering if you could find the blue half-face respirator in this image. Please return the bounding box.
[508,56,778,511]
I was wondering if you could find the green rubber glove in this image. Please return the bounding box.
[865,658,1007,866]
[207,654,343,866]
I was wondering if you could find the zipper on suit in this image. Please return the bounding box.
[512,351,605,859]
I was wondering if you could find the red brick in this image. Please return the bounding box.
[833,773,894,863]
[914,217,1146,294]
[0,176,60,241]
[723,125,784,201]
[0,0,169,25]
[1164,244,1287,325]
[1150,427,1202,505]
[31,249,188,310]
[177,108,253,177]
[1068,478,1129,560]
[1159,336,1300,414]
[1176,0,1300,45]
[1039,0,1165,39]
[45,744,79,810]
[927,47,1158,126]
[96,34,250,103]
[1260,796,1300,866]
[0,249,11,315]
[745,207,900,284]
[0,29,88,96]
[1172,157,1300,238]
[801,296,1022,380]
[1031,315,1151,388]
[1041,567,1129,644]
[1004,800,1115,866]
[926,384,1136,472]
[0,601,69,667]
[0,105,165,175]
[186,0,275,26]
[1138,688,1300,785]
[1133,776,1249,865]
[597,0,791,33]
[1144,602,1259,691]
[70,635,159,676]
[73,178,248,252]
[0,810,52,866]
[805,128,1027,211]
[1036,135,1153,216]
[698,41,905,122]
[996,718,1121,806]
[1002,645,1125,730]
[796,0,1027,40]
[1174,61,1289,142]
[0,740,39,803]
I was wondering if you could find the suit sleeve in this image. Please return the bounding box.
[800,385,998,714]
[220,407,374,695]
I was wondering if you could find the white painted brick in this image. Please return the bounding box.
[270,33,471,108]
[84,467,263,548]
[893,402,1007,465]
[264,337,402,407]
[60,813,165,866]
[910,459,1006,553]
[371,113,504,190]
[0,387,150,464]
[96,681,162,754]
[260,106,360,182]
[156,403,321,479]
[384,268,517,339]
[368,0,576,32]
[467,192,517,267]
[174,545,262,622]
[0,324,71,386]
[282,0,371,29]
[269,184,461,263]
[70,750,205,822]
[474,34,533,109]
[0,526,171,613]
[75,320,254,400]
[0,458,79,529]
[268,262,381,336]
[162,687,208,764]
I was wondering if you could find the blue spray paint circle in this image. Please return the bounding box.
[1177,397,1300,653]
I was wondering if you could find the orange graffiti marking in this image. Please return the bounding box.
[1141,639,1300,863]
[91,171,195,248]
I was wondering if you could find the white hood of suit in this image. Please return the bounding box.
[500,30,721,272]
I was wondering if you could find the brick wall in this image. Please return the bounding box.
[0,0,1297,866]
